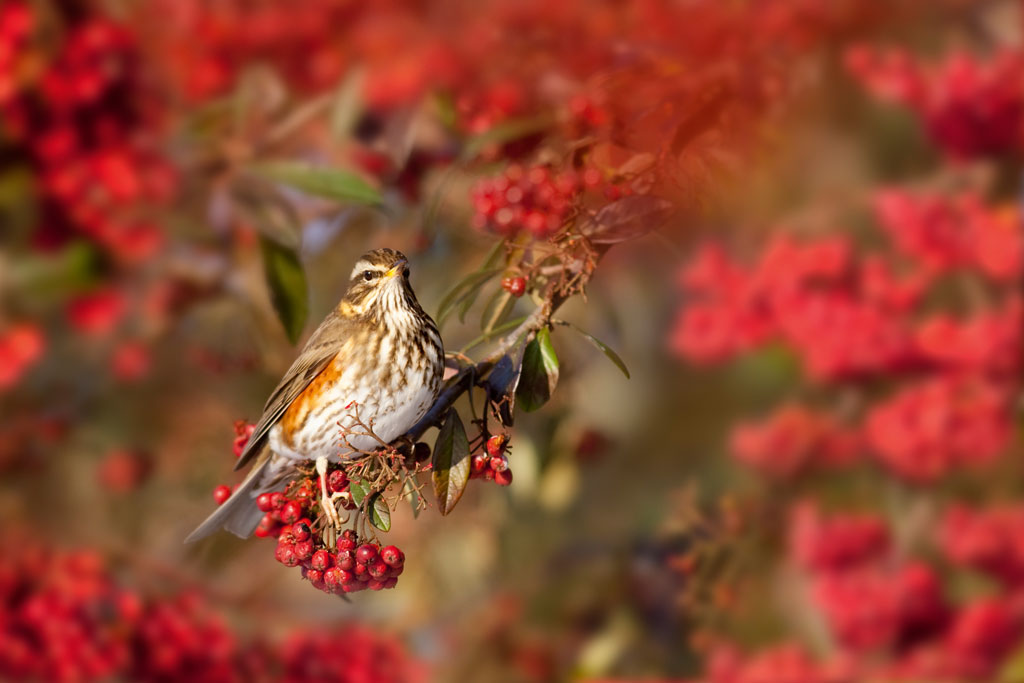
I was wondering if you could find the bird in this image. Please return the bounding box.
[186,248,444,542]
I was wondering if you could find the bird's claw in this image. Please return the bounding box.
[316,457,343,531]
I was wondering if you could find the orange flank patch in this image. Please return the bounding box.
[280,354,342,448]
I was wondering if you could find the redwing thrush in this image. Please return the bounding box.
[186,248,444,541]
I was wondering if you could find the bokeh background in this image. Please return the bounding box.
[1,0,1022,681]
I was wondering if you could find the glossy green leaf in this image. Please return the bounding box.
[259,236,308,344]
[348,480,370,507]
[516,327,559,412]
[431,408,471,515]
[369,493,391,531]
[558,321,630,379]
[251,161,381,205]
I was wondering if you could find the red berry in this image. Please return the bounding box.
[293,481,315,501]
[294,540,314,562]
[502,276,527,297]
[484,468,495,481]
[486,434,507,457]
[336,550,355,571]
[212,485,231,505]
[495,468,513,486]
[323,567,343,590]
[381,545,405,568]
[338,569,355,584]
[389,563,405,578]
[291,520,311,542]
[255,513,277,538]
[383,576,398,589]
[471,454,490,476]
[355,544,378,564]
[327,469,348,493]
[368,559,389,580]
[368,579,386,591]
[310,550,332,572]
[256,492,274,512]
[275,543,299,567]
[280,500,303,524]
[269,492,286,510]
[490,454,509,472]
[303,568,323,585]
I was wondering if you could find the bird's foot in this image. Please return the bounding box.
[316,456,343,531]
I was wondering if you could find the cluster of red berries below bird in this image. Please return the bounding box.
[213,455,406,594]
[471,434,513,486]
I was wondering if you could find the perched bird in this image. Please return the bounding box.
[186,248,444,542]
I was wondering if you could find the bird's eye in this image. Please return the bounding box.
[363,270,375,282]
[402,268,410,279]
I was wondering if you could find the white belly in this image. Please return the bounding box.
[267,345,441,462]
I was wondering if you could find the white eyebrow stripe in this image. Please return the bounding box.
[348,260,384,280]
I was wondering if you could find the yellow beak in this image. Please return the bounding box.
[385,259,408,279]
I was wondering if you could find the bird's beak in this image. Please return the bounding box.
[385,259,408,279]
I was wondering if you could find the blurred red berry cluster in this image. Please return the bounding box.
[847,47,1024,160]
[0,539,420,682]
[471,164,625,239]
[678,17,1024,683]
[0,2,175,262]
[672,188,1020,483]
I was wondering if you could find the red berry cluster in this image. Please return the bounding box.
[303,535,406,595]
[0,5,176,263]
[672,188,1020,484]
[0,323,45,392]
[729,404,860,479]
[455,78,528,134]
[231,420,256,459]
[470,435,514,486]
[246,471,405,594]
[941,504,1024,587]
[876,190,1022,284]
[0,537,420,681]
[846,47,1024,160]
[789,502,889,573]
[470,164,615,239]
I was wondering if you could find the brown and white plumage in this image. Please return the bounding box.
[186,248,443,542]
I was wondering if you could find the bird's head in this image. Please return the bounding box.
[340,248,420,322]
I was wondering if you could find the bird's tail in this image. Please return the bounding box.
[184,450,292,543]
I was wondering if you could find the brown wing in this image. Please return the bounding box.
[234,309,352,470]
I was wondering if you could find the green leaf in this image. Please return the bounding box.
[431,408,471,515]
[348,480,370,507]
[557,321,630,379]
[369,493,391,531]
[516,327,559,412]
[250,161,381,205]
[436,267,503,327]
[259,236,308,344]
